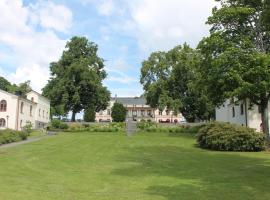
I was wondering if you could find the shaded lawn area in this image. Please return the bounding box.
[0,132,270,200]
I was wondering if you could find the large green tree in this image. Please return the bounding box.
[197,0,270,138]
[140,44,215,122]
[42,36,110,121]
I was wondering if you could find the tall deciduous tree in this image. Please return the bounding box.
[42,36,110,121]
[140,44,215,122]
[198,0,270,139]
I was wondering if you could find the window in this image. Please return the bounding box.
[132,110,137,117]
[31,97,34,102]
[0,118,6,127]
[141,110,145,117]
[232,107,235,118]
[20,120,23,128]
[39,109,41,116]
[159,111,162,116]
[240,104,244,115]
[107,109,111,115]
[166,110,170,115]
[30,105,33,116]
[20,102,24,113]
[43,110,45,118]
[0,100,7,112]
[147,110,151,116]
[47,111,49,119]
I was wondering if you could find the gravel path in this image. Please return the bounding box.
[0,136,48,149]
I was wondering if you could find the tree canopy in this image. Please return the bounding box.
[197,0,270,138]
[0,76,31,97]
[111,102,127,122]
[42,36,110,121]
[140,44,215,122]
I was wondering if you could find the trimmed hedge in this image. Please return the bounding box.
[0,129,28,145]
[197,122,265,152]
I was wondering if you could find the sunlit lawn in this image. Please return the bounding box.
[0,131,270,200]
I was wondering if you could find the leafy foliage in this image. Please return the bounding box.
[198,0,270,137]
[42,36,110,121]
[84,105,96,122]
[111,102,127,122]
[140,44,215,122]
[0,76,31,97]
[197,122,265,151]
[0,129,28,145]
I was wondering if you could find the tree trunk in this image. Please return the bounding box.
[71,111,76,122]
[261,102,270,141]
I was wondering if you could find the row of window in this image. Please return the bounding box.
[0,100,48,119]
[0,118,32,128]
[232,104,244,118]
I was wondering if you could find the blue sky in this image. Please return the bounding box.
[0,0,216,97]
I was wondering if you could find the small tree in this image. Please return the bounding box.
[111,102,127,122]
[84,105,96,122]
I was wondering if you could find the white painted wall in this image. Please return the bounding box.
[0,89,50,130]
[0,90,18,130]
[216,99,270,133]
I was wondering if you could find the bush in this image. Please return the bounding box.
[0,129,28,145]
[197,122,265,152]
[111,102,127,122]
[84,105,96,122]
[50,119,69,130]
[137,121,157,130]
[51,119,62,129]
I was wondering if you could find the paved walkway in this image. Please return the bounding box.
[0,136,48,149]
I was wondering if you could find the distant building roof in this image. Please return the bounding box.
[111,97,147,106]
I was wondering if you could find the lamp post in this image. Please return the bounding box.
[6,115,9,128]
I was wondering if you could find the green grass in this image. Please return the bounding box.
[0,132,270,200]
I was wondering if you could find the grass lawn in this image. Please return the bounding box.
[0,132,270,200]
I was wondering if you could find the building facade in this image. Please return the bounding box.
[0,89,50,131]
[216,99,269,133]
[96,97,185,123]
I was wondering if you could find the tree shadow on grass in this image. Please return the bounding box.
[112,145,270,200]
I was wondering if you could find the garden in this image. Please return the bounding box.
[0,121,269,200]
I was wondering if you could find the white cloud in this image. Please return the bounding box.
[126,0,216,53]
[0,0,72,92]
[97,0,115,16]
[30,1,73,32]
[105,68,137,84]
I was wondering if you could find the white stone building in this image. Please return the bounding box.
[96,97,185,123]
[0,89,50,131]
[216,99,269,133]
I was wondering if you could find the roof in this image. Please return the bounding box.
[111,97,147,106]
[0,89,36,104]
[27,90,50,102]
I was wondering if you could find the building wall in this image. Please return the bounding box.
[216,100,247,126]
[27,91,50,128]
[0,89,50,131]
[95,99,183,123]
[17,99,36,131]
[0,90,18,130]
[216,99,270,133]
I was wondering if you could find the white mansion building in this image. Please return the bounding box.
[216,99,269,133]
[96,97,185,123]
[0,89,50,131]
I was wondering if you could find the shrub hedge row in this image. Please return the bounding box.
[0,129,28,145]
[197,122,265,152]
